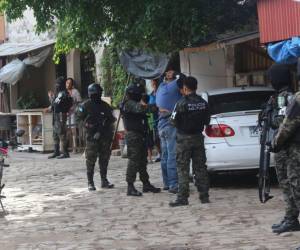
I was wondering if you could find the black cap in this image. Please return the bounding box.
[55,76,66,92]
[267,64,291,91]
[126,83,144,95]
[126,83,144,101]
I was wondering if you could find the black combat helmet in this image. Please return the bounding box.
[88,83,103,99]
[55,76,66,92]
[267,64,292,91]
[126,83,144,101]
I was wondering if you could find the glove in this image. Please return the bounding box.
[93,132,101,140]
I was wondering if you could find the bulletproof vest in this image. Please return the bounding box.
[84,101,108,135]
[53,91,73,113]
[176,96,208,135]
[120,101,148,135]
[270,91,293,129]
[285,95,300,144]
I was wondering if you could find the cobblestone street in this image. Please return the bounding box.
[0,152,299,250]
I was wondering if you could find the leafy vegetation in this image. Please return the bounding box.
[101,45,128,107]
[16,92,40,109]
[1,0,256,56]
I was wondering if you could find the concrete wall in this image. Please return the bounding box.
[0,15,6,41]
[93,44,105,84]
[5,9,54,43]
[180,49,231,93]
[66,49,81,91]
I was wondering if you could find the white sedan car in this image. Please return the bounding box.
[201,87,275,171]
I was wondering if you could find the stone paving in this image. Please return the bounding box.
[0,152,299,250]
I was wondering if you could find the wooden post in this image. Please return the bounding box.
[224,45,236,87]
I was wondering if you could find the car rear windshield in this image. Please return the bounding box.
[208,91,274,115]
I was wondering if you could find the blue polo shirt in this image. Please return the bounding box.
[156,79,181,129]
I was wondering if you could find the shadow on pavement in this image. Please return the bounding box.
[209,168,278,189]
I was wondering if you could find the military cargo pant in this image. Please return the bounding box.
[126,131,149,184]
[53,113,68,154]
[176,133,209,200]
[85,136,112,179]
[275,150,299,220]
[285,144,300,216]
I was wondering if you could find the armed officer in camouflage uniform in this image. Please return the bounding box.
[269,64,300,234]
[121,83,161,196]
[47,76,73,159]
[76,83,115,191]
[169,76,210,207]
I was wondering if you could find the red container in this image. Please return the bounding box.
[111,131,125,150]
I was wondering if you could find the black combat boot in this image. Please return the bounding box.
[101,178,114,189]
[169,197,189,207]
[57,153,70,159]
[199,193,210,204]
[272,219,300,234]
[57,144,70,159]
[100,167,114,188]
[272,217,288,229]
[127,183,142,196]
[87,172,96,191]
[48,144,60,159]
[142,181,161,193]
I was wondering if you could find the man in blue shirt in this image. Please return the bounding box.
[156,70,182,193]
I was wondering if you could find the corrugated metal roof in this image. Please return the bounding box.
[0,40,55,57]
[258,0,300,43]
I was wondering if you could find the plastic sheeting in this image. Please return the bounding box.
[267,37,300,64]
[119,50,169,79]
[0,47,51,85]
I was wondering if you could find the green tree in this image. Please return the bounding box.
[1,0,256,55]
[101,45,128,107]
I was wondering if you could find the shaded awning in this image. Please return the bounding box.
[0,47,52,85]
[183,31,259,53]
[0,40,55,57]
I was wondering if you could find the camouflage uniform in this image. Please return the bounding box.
[49,91,71,158]
[273,91,300,215]
[126,131,149,183]
[122,99,151,184]
[170,92,210,203]
[52,113,68,151]
[176,133,209,200]
[273,91,299,221]
[76,99,115,186]
[121,83,161,196]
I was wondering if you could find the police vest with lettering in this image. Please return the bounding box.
[177,96,209,135]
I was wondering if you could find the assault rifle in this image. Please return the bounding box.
[258,96,275,203]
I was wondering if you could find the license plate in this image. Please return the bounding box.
[249,126,259,137]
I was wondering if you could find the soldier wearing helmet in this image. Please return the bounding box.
[267,64,300,234]
[47,76,73,159]
[120,82,161,196]
[76,83,116,191]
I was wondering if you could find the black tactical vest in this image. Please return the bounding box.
[85,101,108,135]
[53,91,73,113]
[121,102,148,135]
[177,96,209,135]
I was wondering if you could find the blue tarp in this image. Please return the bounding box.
[268,37,300,64]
